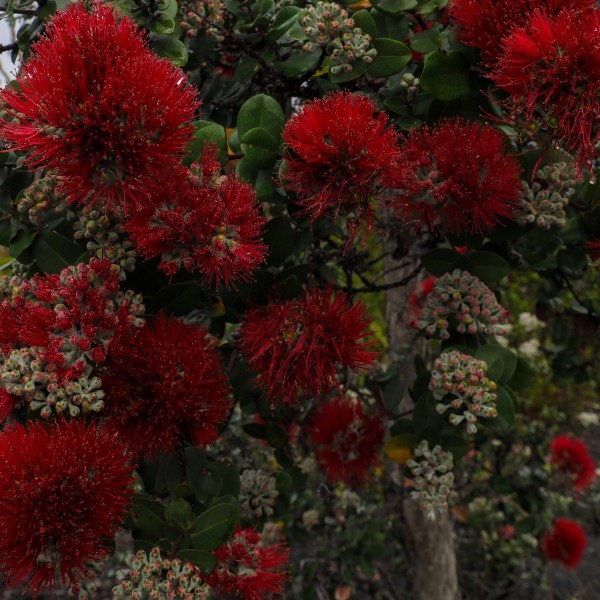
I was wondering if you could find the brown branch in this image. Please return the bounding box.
[0,42,18,53]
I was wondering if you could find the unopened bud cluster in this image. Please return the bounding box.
[430,350,498,435]
[74,211,136,280]
[406,440,455,521]
[240,469,279,518]
[302,2,376,74]
[412,270,509,339]
[180,0,225,39]
[113,547,209,600]
[515,162,576,229]
[400,72,420,101]
[15,175,68,227]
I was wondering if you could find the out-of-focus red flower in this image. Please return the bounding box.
[0,419,134,593]
[205,526,289,599]
[0,3,198,213]
[587,239,600,262]
[491,9,600,173]
[281,91,399,241]
[101,313,232,459]
[407,276,436,325]
[125,146,267,288]
[309,395,384,484]
[499,524,516,540]
[239,286,378,403]
[449,0,593,68]
[540,518,587,568]
[549,435,596,492]
[384,117,521,234]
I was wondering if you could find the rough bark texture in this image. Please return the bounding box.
[384,250,460,600]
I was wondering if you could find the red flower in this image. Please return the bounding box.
[281,91,399,241]
[101,313,232,459]
[125,146,267,288]
[449,0,593,68]
[384,118,521,234]
[239,286,378,403]
[540,518,587,568]
[587,239,600,262]
[204,526,289,599]
[407,276,436,325]
[0,3,198,213]
[549,435,596,492]
[309,395,384,484]
[491,9,600,172]
[0,419,134,593]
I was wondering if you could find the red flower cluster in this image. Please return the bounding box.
[540,518,587,568]
[491,9,600,172]
[239,286,378,403]
[281,91,398,240]
[549,435,596,492]
[384,118,521,234]
[101,313,232,459]
[0,419,134,593]
[0,3,198,213]
[125,145,267,288]
[204,526,289,599]
[0,259,144,418]
[309,395,384,484]
[449,0,593,67]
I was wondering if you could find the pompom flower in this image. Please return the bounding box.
[549,435,596,492]
[309,394,384,484]
[281,91,399,240]
[0,259,145,418]
[239,286,378,403]
[204,526,289,599]
[101,313,232,459]
[384,118,521,234]
[540,518,587,569]
[0,3,198,212]
[125,146,267,288]
[410,269,509,339]
[449,0,593,68]
[491,9,600,172]
[0,419,134,593]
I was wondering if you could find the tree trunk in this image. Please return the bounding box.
[384,250,460,600]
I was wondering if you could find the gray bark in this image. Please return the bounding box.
[384,250,460,600]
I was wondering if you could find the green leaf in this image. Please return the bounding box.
[440,434,469,462]
[151,281,200,316]
[276,470,293,493]
[266,6,302,40]
[495,385,516,428]
[237,94,285,140]
[410,24,442,53]
[266,422,288,448]
[371,9,410,40]
[33,231,82,274]
[189,121,228,162]
[372,0,417,16]
[420,248,461,276]
[352,9,377,39]
[367,38,412,77]
[130,497,180,539]
[420,50,471,101]
[383,378,405,413]
[148,14,175,35]
[176,549,218,574]
[468,250,511,284]
[240,127,278,169]
[474,344,516,383]
[507,356,535,391]
[264,215,295,265]
[165,499,194,531]
[557,246,588,276]
[9,229,36,260]
[275,50,322,77]
[150,36,188,66]
[190,503,240,551]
